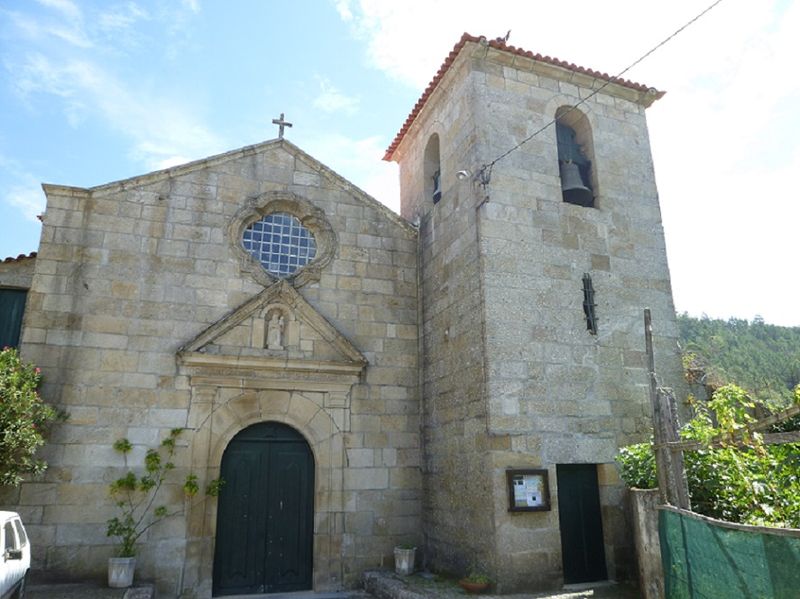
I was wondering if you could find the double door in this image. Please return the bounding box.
[213,422,314,596]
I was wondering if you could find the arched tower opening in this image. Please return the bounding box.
[424,133,442,204]
[555,107,596,207]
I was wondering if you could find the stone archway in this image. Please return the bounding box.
[180,387,346,599]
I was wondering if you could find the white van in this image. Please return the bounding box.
[0,512,30,599]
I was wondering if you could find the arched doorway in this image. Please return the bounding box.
[213,421,315,596]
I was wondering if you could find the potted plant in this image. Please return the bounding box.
[106,428,221,588]
[458,571,491,594]
[393,543,416,575]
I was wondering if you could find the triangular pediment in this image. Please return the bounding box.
[178,280,367,376]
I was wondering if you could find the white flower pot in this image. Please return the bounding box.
[394,546,416,575]
[108,556,136,588]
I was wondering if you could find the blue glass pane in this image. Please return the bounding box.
[242,212,317,278]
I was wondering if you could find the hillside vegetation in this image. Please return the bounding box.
[677,313,800,409]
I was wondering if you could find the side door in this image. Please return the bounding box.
[557,464,608,584]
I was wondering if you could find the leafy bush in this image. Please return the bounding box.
[617,441,657,490]
[617,384,800,528]
[107,428,222,557]
[0,347,62,486]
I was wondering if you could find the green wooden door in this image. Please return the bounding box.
[0,289,27,348]
[556,464,608,584]
[213,422,314,596]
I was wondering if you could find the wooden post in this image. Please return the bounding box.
[660,388,691,510]
[644,309,670,505]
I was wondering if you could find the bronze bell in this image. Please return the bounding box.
[559,161,593,207]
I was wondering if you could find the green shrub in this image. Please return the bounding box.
[0,347,62,486]
[617,384,800,528]
[107,428,222,557]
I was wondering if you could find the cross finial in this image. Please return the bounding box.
[272,113,292,139]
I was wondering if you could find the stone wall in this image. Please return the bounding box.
[0,255,36,289]
[9,140,421,597]
[395,55,499,576]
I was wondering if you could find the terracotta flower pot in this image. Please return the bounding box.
[458,579,490,594]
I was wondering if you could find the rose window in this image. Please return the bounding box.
[242,212,317,278]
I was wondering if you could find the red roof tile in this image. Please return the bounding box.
[384,33,664,161]
[2,252,37,264]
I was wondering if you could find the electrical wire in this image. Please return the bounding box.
[478,0,726,182]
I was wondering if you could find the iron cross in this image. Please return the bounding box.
[272,113,293,139]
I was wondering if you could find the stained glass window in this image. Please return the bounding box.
[242,212,317,278]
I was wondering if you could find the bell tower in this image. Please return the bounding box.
[386,33,685,592]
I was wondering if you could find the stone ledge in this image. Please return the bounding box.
[27,581,154,599]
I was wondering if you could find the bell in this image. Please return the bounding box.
[559,161,593,207]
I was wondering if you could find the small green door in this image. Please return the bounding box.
[213,422,314,596]
[556,464,608,584]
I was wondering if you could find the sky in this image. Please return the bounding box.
[0,0,798,327]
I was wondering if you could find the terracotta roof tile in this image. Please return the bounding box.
[2,252,37,264]
[384,33,664,161]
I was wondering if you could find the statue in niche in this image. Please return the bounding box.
[266,312,285,350]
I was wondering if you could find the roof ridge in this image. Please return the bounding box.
[384,32,664,161]
[2,251,37,263]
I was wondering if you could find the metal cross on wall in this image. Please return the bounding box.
[272,113,293,139]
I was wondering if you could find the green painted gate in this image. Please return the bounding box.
[213,422,314,596]
[556,464,608,584]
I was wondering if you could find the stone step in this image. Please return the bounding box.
[363,570,642,599]
[26,581,154,599]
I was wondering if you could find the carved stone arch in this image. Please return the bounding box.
[207,391,338,468]
[182,387,345,598]
[228,191,337,288]
[544,94,600,133]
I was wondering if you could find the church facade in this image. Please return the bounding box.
[0,34,683,597]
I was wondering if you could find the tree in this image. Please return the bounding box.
[107,428,223,557]
[0,347,62,486]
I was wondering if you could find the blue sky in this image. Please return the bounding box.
[1,0,799,326]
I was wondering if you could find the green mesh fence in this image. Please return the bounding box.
[659,508,800,599]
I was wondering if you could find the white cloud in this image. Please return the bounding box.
[35,0,81,22]
[313,77,360,115]
[0,155,47,221]
[6,185,46,222]
[12,54,224,172]
[333,0,353,21]
[301,133,400,212]
[181,0,200,14]
[27,0,92,47]
[97,3,150,32]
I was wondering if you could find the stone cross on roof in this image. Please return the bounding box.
[272,113,293,139]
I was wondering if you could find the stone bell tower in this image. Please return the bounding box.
[385,33,684,592]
